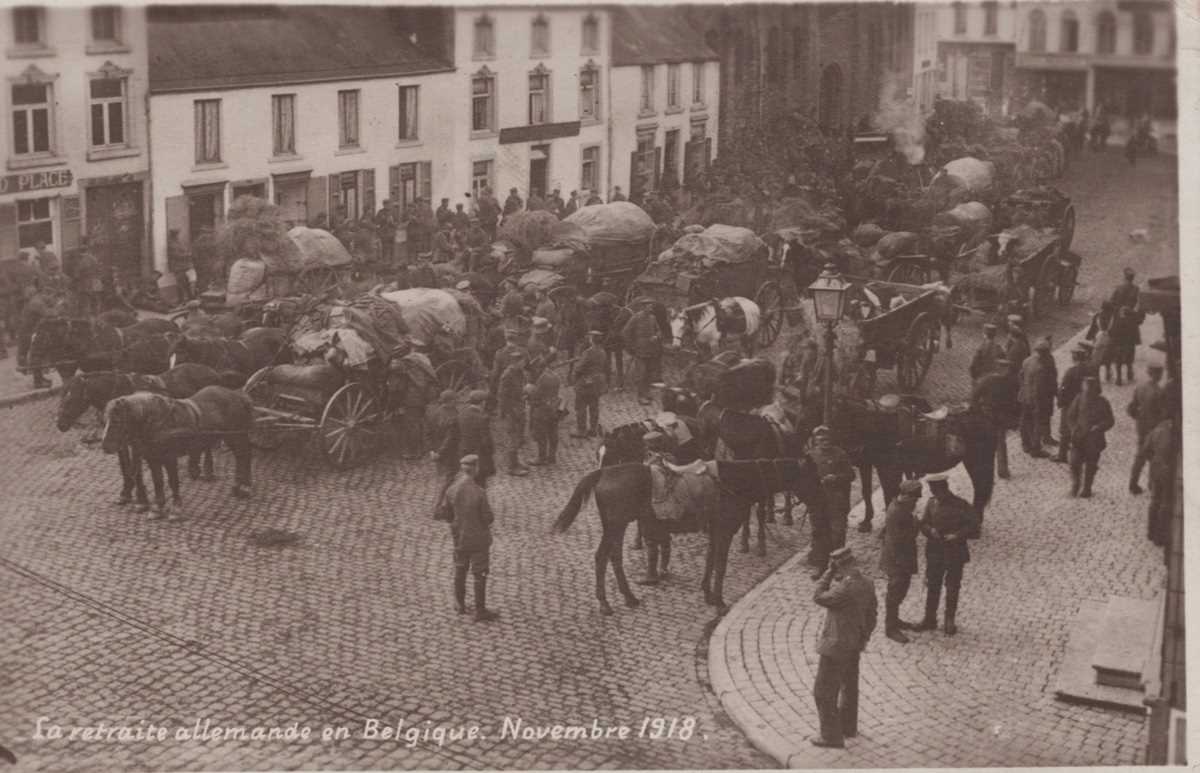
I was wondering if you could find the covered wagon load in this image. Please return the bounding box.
[941,157,995,194]
[869,231,922,270]
[290,293,411,368]
[930,201,993,265]
[563,201,655,247]
[635,225,767,304]
[517,268,568,294]
[714,358,776,413]
[381,287,467,345]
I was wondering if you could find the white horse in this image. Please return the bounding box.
[669,297,761,357]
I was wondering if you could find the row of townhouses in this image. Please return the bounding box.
[0,5,720,290]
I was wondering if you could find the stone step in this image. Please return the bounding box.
[1091,595,1160,690]
[1054,600,1146,715]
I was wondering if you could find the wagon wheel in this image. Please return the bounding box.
[1059,204,1076,252]
[1057,260,1078,306]
[887,262,930,285]
[297,265,344,298]
[319,382,384,469]
[897,313,937,390]
[436,359,483,398]
[754,281,784,347]
[243,366,286,450]
[1031,256,1059,319]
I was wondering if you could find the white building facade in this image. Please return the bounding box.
[448,6,610,205]
[1,5,151,278]
[608,8,719,202]
[921,2,1019,116]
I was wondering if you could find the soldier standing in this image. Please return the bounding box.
[1134,414,1176,547]
[622,298,664,406]
[498,350,531,476]
[570,330,607,438]
[527,317,556,363]
[18,285,53,389]
[1054,346,1090,463]
[375,199,398,265]
[915,474,977,636]
[488,327,526,411]
[880,479,923,644]
[1036,336,1059,448]
[389,347,437,460]
[428,390,460,467]
[1018,338,1054,458]
[1110,267,1140,310]
[446,455,500,622]
[971,357,1015,481]
[1003,314,1030,373]
[525,356,561,466]
[1065,376,1115,498]
[810,546,877,749]
[455,390,495,483]
[1128,363,1165,493]
[969,322,1004,381]
[809,426,856,579]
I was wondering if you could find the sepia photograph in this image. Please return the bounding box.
[0,0,1186,769]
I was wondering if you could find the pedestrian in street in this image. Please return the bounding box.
[1109,305,1143,385]
[1065,376,1115,498]
[18,285,54,389]
[1003,314,1030,373]
[1128,363,1165,494]
[880,479,923,644]
[72,238,103,315]
[547,187,565,218]
[1035,336,1059,449]
[498,349,531,476]
[1134,414,1176,548]
[503,188,524,218]
[969,322,1004,382]
[525,355,561,466]
[1018,337,1055,458]
[446,454,500,622]
[375,199,398,265]
[808,425,856,580]
[810,546,877,749]
[915,473,978,635]
[389,345,437,460]
[570,330,607,438]
[166,229,193,304]
[456,390,496,483]
[452,203,471,234]
[563,191,579,218]
[1110,267,1140,311]
[1054,346,1091,463]
[970,357,1016,480]
[622,297,664,405]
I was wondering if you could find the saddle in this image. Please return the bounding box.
[648,459,715,527]
[873,393,951,446]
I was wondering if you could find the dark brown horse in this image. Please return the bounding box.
[552,456,821,613]
[168,327,291,378]
[176,310,244,339]
[29,316,178,380]
[100,386,254,518]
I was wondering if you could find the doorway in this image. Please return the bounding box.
[187,190,221,243]
[529,144,550,200]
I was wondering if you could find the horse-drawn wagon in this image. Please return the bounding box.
[629,224,786,351]
[242,288,487,468]
[846,279,947,392]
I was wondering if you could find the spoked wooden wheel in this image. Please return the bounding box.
[319,382,384,469]
[1032,257,1059,319]
[436,359,483,398]
[1060,204,1076,252]
[887,262,930,285]
[897,313,937,390]
[243,366,286,450]
[754,281,784,346]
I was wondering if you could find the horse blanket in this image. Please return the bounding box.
[649,460,717,526]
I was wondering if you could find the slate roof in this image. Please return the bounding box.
[610,6,718,67]
[148,5,454,93]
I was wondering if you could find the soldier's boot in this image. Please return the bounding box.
[547,433,558,464]
[914,588,940,631]
[473,574,499,622]
[1079,464,1097,498]
[944,586,960,636]
[1069,465,1081,497]
[453,567,469,615]
[529,438,548,466]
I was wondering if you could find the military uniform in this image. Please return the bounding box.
[621,306,663,404]
[1018,350,1055,457]
[489,339,526,407]
[916,483,978,635]
[1127,376,1165,491]
[971,366,1016,479]
[446,466,499,621]
[1065,389,1115,497]
[879,485,921,639]
[1055,356,1089,462]
[526,366,561,465]
[809,438,856,575]
[969,335,1005,381]
[455,398,496,481]
[571,337,607,436]
[1135,419,1176,547]
[499,288,526,319]
[498,361,529,474]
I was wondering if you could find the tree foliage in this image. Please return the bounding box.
[215,195,298,272]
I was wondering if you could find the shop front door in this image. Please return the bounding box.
[86,182,144,278]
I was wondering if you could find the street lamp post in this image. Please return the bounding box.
[807,263,850,427]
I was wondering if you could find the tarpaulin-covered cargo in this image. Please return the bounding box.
[994,224,1060,263]
[289,292,412,365]
[564,201,655,246]
[852,223,887,248]
[288,226,353,270]
[655,225,766,270]
[931,202,993,251]
[715,359,776,412]
[517,268,567,293]
[497,211,573,255]
[941,157,995,193]
[226,258,269,307]
[381,288,467,346]
[869,231,921,266]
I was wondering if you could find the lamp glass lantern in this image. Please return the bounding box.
[808,264,849,322]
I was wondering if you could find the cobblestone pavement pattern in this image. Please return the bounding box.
[0,152,1174,770]
[709,151,1177,767]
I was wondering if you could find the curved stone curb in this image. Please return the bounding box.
[0,384,60,409]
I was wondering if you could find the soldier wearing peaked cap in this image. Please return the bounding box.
[915,473,978,636]
[445,454,500,622]
[1004,314,1030,375]
[525,353,561,466]
[1065,376,1114,498]
[808,425,856,578]
[1128,362,1166,494]
[970,322,1005,382]
[880,479,922,643]
[453,390,495,483]
[1054,346,1091,463]
[570,329,608,438]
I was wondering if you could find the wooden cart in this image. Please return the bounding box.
[852,280,944,392]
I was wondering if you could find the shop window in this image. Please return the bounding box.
[1096,12,1116,54]
[398,85,419,141]
[89,77,127,149]
[471,70,496,133]
[473,15,494,58]
[582,14,599,55]
[528,68,550,125]
[91,6,120,43]
[193,98,220,164]
[17,197,53,249]
[579,65,599,121]
[531,15,549,57]
[338,90,360,148]
[272,94,295,156]
[12,82,52,156]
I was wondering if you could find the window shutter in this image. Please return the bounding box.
[60,195,82,253]
[362,168,376,215]
[419,161,432,202]
[306,176,328,224]
[328,173,340,218]
[389,165,401,217]
[0,203,17,261]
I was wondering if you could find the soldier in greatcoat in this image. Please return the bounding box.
[808,426,856,580]
[1064,376,1115,498]
[570,330,607,437]
[453,390,495,483]
[1003,314,1030,374]
[1017,338,1055,458]
[621,298,663,405]
[914,474,978,636]
[447,455,500,622]
[971,357,1015,481]
[498,350,531,476]
[969,322,1004,382]
[427,390,460,471]
[488,327,527,411]
[525,355,561,466]
[880,479,923,643]
[1054,346,1090,463]
[1128,363,1165,493]
[1134,415,1176,547]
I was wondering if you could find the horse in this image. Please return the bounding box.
[819,395,997,533]
[669,297,761,359]
[552,455,822,613]
[100,386,254,518]
[167,326,291,378]
[29,316,179,380]
[176,310,244,339]
[58,365,243,509]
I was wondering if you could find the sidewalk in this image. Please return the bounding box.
[708,318,1167,767]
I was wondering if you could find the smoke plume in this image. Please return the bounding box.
[874,73,925,165]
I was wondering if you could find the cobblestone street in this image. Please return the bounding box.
[0,150,1177,770]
